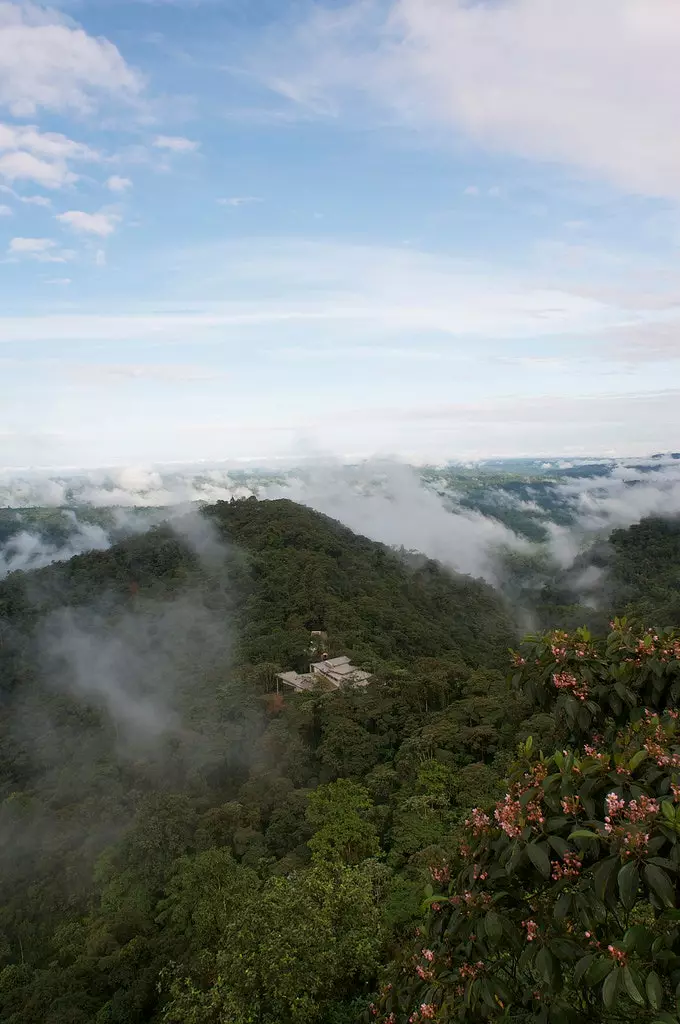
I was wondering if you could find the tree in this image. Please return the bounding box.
[306,779,381,866]
[162,863,387,1024]
[371,622,680,1023]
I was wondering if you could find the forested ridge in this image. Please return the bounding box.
[0,498,679,1023]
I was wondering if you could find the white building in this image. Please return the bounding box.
[275,656,372,693]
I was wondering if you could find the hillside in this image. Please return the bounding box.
[0,497,521,1024]
[1,500,679,1024]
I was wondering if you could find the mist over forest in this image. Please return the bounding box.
[0,455,679,1023]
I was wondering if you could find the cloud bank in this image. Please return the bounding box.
[265,0,680,199]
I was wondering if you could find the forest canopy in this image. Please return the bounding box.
[0,498,678,1023]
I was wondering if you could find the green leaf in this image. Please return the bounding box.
[535,947,555,986]
[527,842,551,879]
[619,861,640,911]
[624,965,646,1007]
[587,958,615,986]
[547,835,571,858]
[485,910,502,944]
[650,1014,678,1024]
[593,857,618,902]
[569,829,600,840]
[645,863,675,908]
[622,925,652,954]
[629,749,648,772]
[603,967,621,1009]
[554,893,571,921]
[663,801,676,823]
[647,971,664,1011]
[574,954,595,987]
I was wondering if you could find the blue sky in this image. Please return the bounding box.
[1,0,680,469]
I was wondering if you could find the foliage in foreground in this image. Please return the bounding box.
[372,621,680,1024]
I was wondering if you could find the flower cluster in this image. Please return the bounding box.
[619,629,680,667]
[627,794,660,822]
[522,919,539,941]
[451,890,493,912]
[546,630,590,662]
[465,808,491,837]
[494,795,523,839]
[642,715,680,768]
[551,851,582,881]
[561,795,580,815]
[553,671,589,702]
[459,961,485,981]
[607,944,627,965]
[604,790,659,857]
[429,865,450,885]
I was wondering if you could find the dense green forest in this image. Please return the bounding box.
[0,498,679,1023]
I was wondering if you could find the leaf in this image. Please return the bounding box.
[645,863,676,908]
[485,910,502,944]
[618,861,640,911]
[629,749,648,772]
[535,947,555,986]
[663,801,676,823]
[647,971,664,1011]
[527,842,551,879]
[622,924,652,954]
[554,893,571,921]
[650,1015,678,1024]
[569,829,600,840]
[593,857,618,902]
[574,954,595,987]
[587,957,615,986]
[624,965,646,1007]
[547,835,571,858]
[603,967,621,1009]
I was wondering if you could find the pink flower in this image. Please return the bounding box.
[608,944,627,965]
[522,919,539,942]
[422,949,435,962]
[494,795,523,839]
[553,671,589,701]
[551,851,582,881]
[466,807,491,837]
[561,795,580,815]
[420,1005,436,1020]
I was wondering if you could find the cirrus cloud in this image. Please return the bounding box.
[266,0,680,200]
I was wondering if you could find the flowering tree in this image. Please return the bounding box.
[370,621,680,1024]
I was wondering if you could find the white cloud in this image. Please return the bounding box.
[95,248,106,266]
[9,235,55,253]
[20,193,51,206]
[217,196,263,207]
[57,210,120,236]
[0,201,10,214]
[603,320,680,363]
[0,237,624,342]
[0,1,143,117]
[0,122,98,188]
[463,185,479,197]
[70,363,229,383]
[152,135,199,152]
[0,149,77,187]
[7,234,74,262]
[45,276,70,285]
[268,0,680,199]
[106,174,132,193]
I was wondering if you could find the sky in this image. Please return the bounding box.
[1,0,680,469]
